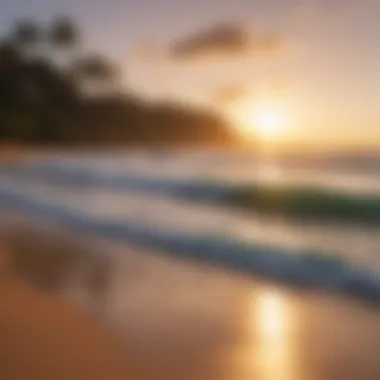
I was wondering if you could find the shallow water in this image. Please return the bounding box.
[1,175,380,273]
[4,218,380,380]
[25,150,380,194]
[2,150,380,379]
[2,151,380,273]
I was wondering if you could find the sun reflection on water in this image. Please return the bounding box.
[258,290,286,340]
[251,288,298,380]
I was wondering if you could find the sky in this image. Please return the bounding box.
[1,0,379,150]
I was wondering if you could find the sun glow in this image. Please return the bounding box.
[248,288,297,380]
[230,100,289,142]
[254,106,286,140]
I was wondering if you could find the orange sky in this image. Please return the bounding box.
[2,0,379,150]
[126,0,380,150]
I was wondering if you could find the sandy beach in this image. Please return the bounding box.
[1,213,380,380]
[1,0,379,375]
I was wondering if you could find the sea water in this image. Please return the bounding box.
[1,150,380,300]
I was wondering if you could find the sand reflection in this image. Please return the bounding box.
[251,288,298,380]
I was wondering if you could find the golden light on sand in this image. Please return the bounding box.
[257,290,287,340]
[249,288,297,380]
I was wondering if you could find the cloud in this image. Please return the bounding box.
[213,84,250,104]
[169,22,282,61]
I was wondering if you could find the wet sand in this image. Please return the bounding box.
[0,278,141,380]
[1,214,380,380]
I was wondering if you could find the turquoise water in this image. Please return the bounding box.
[1,151,380,301]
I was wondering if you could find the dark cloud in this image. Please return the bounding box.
[169,22,282,60]
[170,23,251,59]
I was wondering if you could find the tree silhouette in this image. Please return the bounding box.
[0,16,236,146]
[0,43,21,69]
[71,54,118,95]
[11,20,41,53]
[48,17,79,50]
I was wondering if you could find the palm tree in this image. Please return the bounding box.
[71,54,119,95]
[48,16,79,49]
[11,20,41,57]
[48,16,81,69]
[49,16,122,94]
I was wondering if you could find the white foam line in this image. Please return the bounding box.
[0,179,380,303]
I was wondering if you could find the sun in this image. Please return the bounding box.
[229,101,288,142]
[253,107,285,140]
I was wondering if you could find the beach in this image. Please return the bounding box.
[1,213,380,380]
[1,0,379,376]
[1,150,380,379]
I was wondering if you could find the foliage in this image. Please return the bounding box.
[48,17,79,49]
[0,17,236,146]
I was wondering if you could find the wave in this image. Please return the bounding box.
[224,185,380,225]
[1,180,380,303]
[0,161,233,200]
[4,161,380,224]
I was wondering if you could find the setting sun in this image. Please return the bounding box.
[253,107,286,140]
[229,100,288,142]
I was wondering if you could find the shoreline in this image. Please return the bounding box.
[1,183,380,304]
[2,150,380,379]
[1,216,380,379]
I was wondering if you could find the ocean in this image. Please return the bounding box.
[1,150,380,301]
